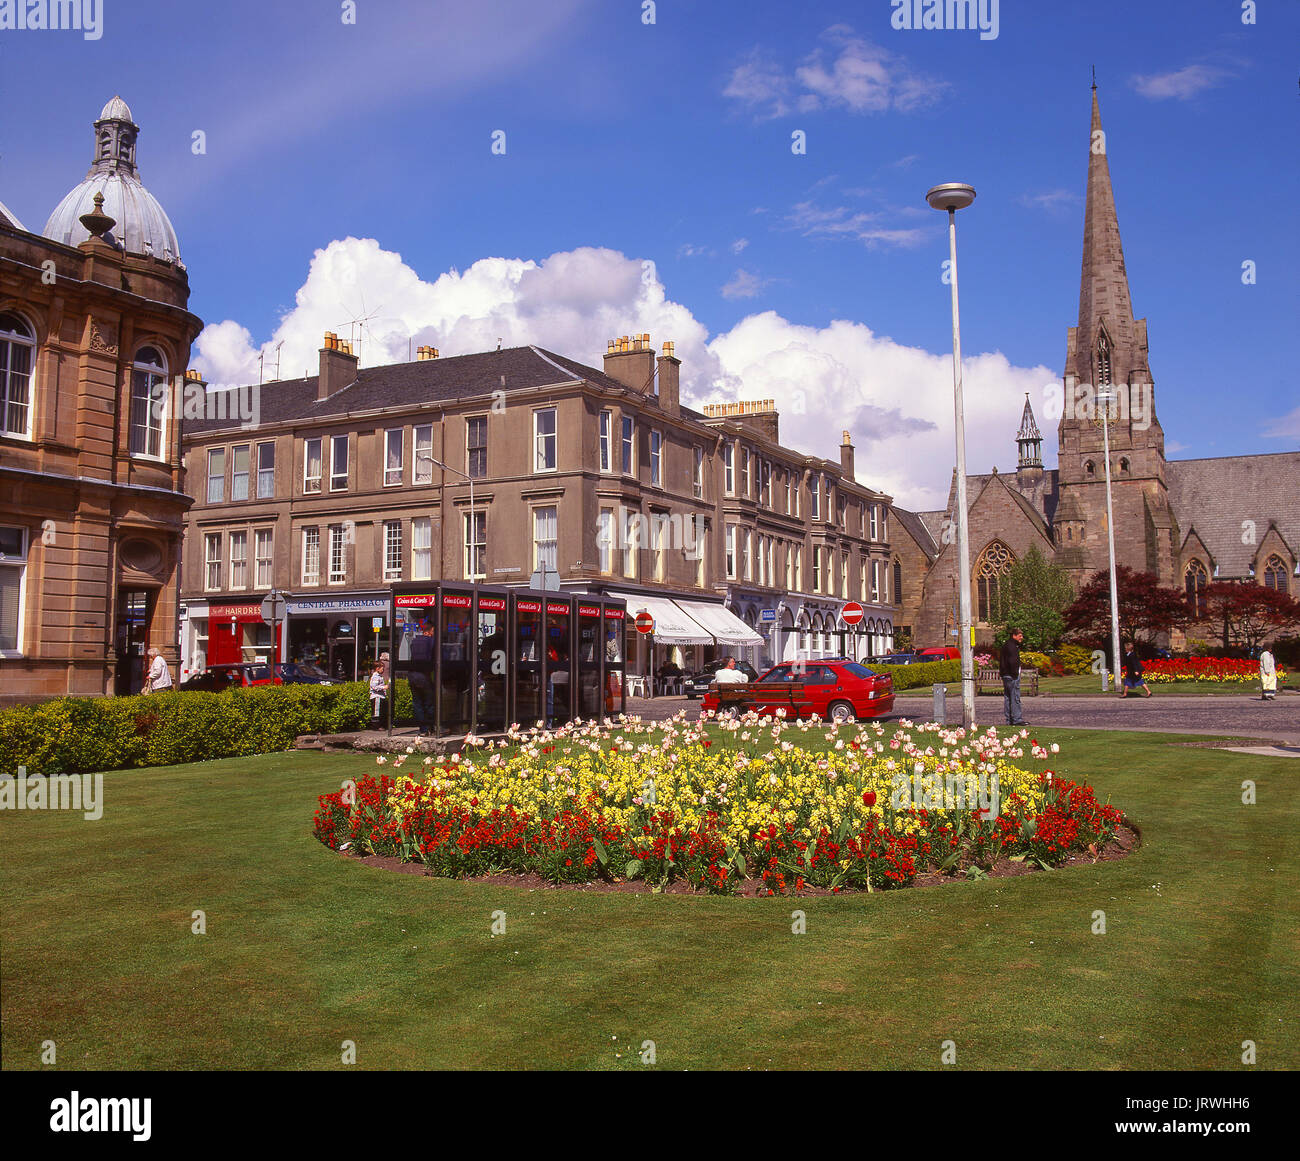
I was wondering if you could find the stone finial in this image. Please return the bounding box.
[78,191,116,239]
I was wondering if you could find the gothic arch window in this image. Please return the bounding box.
[1096,331,1112,387]
[1085,460,1096,477]
[976,540,1015,624]
[1263,555,1289,595]
[1119,457,1131,474]
[0,311,35,439]
[1184,560,1209,619]
[129,345,167,459]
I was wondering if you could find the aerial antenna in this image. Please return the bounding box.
[336,290,386,362]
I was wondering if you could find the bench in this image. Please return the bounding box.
[712,682,806,715]
[977,666,1039,696]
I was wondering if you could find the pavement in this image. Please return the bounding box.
[625,692,1300,746]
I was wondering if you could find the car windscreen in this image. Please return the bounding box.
[246,666,271,681]
[840,661,877,680]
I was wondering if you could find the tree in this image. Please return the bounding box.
[993,546,1074,650]
[1201,582,1300,653]
[1063,565,1191,654]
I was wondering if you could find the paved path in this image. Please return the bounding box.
[626,693,1299,745]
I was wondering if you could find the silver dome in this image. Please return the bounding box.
[42,96,181,263]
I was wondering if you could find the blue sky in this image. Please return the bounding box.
[2,0,1296,507]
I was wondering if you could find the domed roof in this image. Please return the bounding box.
[98,95,135,124]
[42,96,181,263]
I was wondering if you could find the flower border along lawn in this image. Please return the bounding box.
[1,725,1295,1070]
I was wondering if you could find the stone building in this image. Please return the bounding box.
[180,335,899,683]
[0,97,202,702]
[892,86,1300,649]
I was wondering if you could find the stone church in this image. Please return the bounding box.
[893,87,1300,648]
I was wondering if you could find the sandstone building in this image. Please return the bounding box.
[0,98,201,702]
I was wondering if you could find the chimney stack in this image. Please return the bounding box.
[318,331,359,401]
[415,345,440,361]
[656,341,680,416]
[840,429,855,478]
[603,333,655,395]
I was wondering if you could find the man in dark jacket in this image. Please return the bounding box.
[999,628,1027,726]
[408,623,436,734]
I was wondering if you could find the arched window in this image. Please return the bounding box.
[130,345,167,458]
[797,611,809,654]
[0,311,35,439]
[1084,460,1095,477]
[1184,560,1209,618]
[1263,555,1289,595]
[1096,331,1112,387]
[1119,457,1131,474]
[976,540,1015,624]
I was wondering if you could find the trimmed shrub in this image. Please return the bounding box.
[873,659,960,690]
[1021,651,1054,675]
[1053,644,1095,675]
[0,682,372,775]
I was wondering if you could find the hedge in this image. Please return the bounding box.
[0,681,387,776]
[873,659,961,691]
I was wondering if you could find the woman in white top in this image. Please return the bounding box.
[1259,648,1277,701]
[144,647,172,693]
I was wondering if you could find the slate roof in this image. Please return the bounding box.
[184,345,698,435]
[1165,451,1300,577]
[892,506,939,561]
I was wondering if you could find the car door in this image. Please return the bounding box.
[802,665,837,716]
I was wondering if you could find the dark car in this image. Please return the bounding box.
[684,657,760,699]
[180,663,277,691]
[275,662,333,685]
[875,652,920,665]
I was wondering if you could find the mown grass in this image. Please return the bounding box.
[895,672,1292,697]
[1,724,1296,1070]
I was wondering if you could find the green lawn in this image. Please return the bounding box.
[896,672,1291,697]
[2,726,1296,1070]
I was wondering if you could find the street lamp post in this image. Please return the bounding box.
[1096,385,1123,691]
[926,182,977,731]
[417,452,476,579]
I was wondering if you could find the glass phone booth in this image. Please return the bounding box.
[544,598,572,727]
[439,589,474,736]
[476,593,508,733]
[576,601,603,720]
[603,602,626,717]
[513,595,544,727]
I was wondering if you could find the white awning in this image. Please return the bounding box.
[606,591,714,646]
[675,599,764,647]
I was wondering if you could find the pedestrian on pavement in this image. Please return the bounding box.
[1259,647,1277,701]
[999,628,1027,726]
[369,662,389,724]
[409,622,436,734]
[143,646,172,693]
[1119,640,1152,698]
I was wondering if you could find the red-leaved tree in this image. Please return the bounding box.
[1063,566,1192,653]
[1200,582,1300,653]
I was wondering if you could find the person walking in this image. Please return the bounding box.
[408,622,436,734]
[1119,640,1152,698]
[998,628,1027,726]
[1260,647,1277,701]
[143,646,172,694]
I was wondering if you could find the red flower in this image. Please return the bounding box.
[863,791,876,807]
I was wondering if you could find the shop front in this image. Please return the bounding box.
[284,593,390,682]
[203,601,280,668]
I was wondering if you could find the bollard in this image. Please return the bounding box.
[932,682,947,724]
[1101,670,1110,693]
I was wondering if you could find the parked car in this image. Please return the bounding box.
[916,646,961,662]
[275,662,333,685]
[700,659,895,723]
[684,657,760,699]
[180,663,277,690]
[876,652,920,665]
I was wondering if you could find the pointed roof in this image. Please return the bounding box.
[1070,86,1143,385]
[1016,393,1041,441]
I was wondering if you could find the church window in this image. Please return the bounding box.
[1184,560,1208,619]
[1263,555,1288,595]
[1096,332,1112,387]
[975,540,1015,624]
[1119,457,1130,474]
[1084,460,1095,476]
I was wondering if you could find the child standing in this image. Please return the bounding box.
[369,662,389,723]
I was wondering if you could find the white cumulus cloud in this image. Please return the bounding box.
[193,238,1054,509]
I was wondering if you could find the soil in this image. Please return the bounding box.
[339,822,1141,897]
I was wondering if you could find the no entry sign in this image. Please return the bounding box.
[840,601,864,626]
[635,611,655,635]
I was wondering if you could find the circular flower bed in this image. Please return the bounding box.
[313,714,1126,895]
[1144,657,1285,684]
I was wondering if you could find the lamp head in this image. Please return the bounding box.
[926,183,976,212]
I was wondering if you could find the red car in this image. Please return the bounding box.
[701,660,895,723]
[916,646,961,661]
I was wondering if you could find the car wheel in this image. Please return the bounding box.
[828,700,856,724]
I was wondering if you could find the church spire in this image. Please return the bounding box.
[1016,393,1042,468]
[1070,85,1143,387]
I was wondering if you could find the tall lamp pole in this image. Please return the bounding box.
[1096,386,1123,690]
[418,452,476,579]
[927,182,977,731]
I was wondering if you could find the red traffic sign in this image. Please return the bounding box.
[840,601,864,626]
[634,611,655,635]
